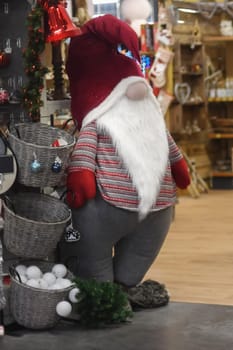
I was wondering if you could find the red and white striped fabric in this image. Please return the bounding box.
[68,121,182,212]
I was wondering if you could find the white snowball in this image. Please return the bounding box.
[49,283,63,290]
[26,266,42,280]
[56,278,72,289]
[15,264,27,276]
[42,272,56,286]
[52,264,67,278]
[0,325,4,336]
[38,278,49,289]
[69,287,80,303]
[26,279,40,288]
[56,301,72,317]
[19,274,28,284]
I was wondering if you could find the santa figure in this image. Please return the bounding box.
[59,14,190,308]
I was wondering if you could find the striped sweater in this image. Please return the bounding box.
[68,121,182,212]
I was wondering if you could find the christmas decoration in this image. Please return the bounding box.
[71,278,133,328]
[190,20,202,49]
[26,265,42,280]
[174,82,191,104]
[31,152,42,173]
[40,0,81,100]
[157,89,174,116]
[56,300,72,317]
[51,137,68,147]
[220,19,233,36]
[52,264,67,278]
[14,263,73,290]
[51,156,62,173]
[68,287,80,303]
[157,5,174,46]
[59,15,190,315]
[42,272,57,286]
[120,0,152,36]
[0,51,11,68]
[15,265,27,276]
[40,0,80,42]
[22,2,48,121]
[148,47,174,88]
[0,89,9,105]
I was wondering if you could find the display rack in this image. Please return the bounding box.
[0,0,30,125]
[204,35,233,187]
[170,41,207,135]
[169,39,211,180]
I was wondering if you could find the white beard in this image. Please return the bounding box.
[82,77,169,218]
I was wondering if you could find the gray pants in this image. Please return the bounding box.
[59,192,173,287]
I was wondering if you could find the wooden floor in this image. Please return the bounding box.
[145,190,233,306]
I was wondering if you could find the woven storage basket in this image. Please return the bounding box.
[3,192,71,259]
[8,123,75,188]
[9,260,74,329]
[0,240,6,312]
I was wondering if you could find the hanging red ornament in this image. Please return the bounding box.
[42,1,81,42]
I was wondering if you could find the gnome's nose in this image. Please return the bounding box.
[126,82,148,100]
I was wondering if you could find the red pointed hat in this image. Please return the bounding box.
[66,14,143,129]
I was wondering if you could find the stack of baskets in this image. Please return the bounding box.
[2,122,76,329]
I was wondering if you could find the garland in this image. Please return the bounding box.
[22,2,48,122]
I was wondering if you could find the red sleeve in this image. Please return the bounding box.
[167,130,190,189]
[66,122,97,208]
[171,158,190,189]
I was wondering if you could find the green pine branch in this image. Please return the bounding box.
[23,3,48,121]
[72,278,133,328]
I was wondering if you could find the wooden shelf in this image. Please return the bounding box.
[212,171,233,177]
[208,98,233,102]
[171,100,204,106]
[179,42,202,47]
[181,71,204,76]
[208,133,233,139]
[183,101,204,106]
[204,36,233,42]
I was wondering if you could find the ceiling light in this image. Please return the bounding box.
[178,8,199,14]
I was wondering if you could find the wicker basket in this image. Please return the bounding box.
[9,260,74,329]
[8,123,76,188]
[3,192,71,259]
[0,240,6,312]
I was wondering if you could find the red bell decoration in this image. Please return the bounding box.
[44,2,81,42]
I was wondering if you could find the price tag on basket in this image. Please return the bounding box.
[65,223,81,242]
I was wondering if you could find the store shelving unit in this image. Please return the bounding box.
[170,41,207,135]
[204,35,233,187]
[168,40,211,179]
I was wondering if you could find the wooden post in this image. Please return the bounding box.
[51,41,66,100]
